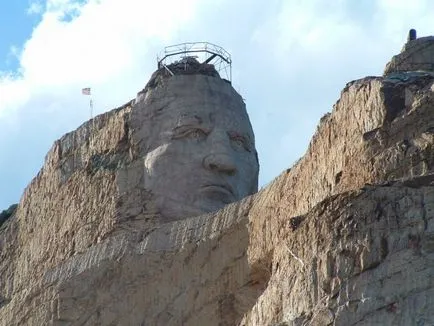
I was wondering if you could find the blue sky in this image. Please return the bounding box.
[1,0,434,209]
[0,2,39,72]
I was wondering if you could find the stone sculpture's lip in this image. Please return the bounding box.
[200,183,235,202]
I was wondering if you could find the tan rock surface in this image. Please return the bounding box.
[243,178,434,325]
[384,36,434,74]
[2,42,434,325]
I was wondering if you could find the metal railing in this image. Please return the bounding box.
[157,42,232,82]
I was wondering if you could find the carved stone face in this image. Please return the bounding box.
[140,75,259,220]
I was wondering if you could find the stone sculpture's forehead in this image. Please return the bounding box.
[144,75,254,150]
[162,104,254,146]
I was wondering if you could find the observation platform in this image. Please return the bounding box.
[157,42,232,82]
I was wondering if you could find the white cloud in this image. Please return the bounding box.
[376,0,432,41]
[27,1,44,15]
[0,74,29,119]
[1,0,201,116]
[254,0,433,65]
[254,1,351,52]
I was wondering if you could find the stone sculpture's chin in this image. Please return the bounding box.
[153,191,238,220]
[161,203,213,221]
[194,197,231,214]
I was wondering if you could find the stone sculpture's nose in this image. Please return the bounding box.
[203,153,237,176]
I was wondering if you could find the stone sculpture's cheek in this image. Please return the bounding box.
[232,153,258,196]
[144,143,198,203]
[143,137,257,219]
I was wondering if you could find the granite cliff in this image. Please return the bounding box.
[1,35,434,325]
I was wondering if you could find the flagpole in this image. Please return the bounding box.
[81,87,93,119]
[81,87,94,145]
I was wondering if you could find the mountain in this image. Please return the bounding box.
[1,35,434,325]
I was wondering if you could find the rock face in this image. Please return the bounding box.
[2,37,434,325]
[384,35,434,74]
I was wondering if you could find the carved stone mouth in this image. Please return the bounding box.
[201,183,235,202]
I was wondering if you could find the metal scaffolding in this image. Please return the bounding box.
[157,42,232,82]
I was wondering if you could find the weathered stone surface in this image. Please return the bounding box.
[2,40,434,325]
[384,36,434,74]
[3,179,434,325]
[242,180,434,325]
[133,70,259,220]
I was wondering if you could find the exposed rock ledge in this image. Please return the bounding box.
[4,178,434,325]
[2,41,434,325]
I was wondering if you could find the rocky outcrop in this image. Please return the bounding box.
[2,37,434,325]
[0,204,17,227]
[243,178,434,326]
[0,104,135,317]
[242,66,434,325]
[384,35,434,74]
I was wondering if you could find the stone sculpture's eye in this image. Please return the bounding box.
[188,129,207,140]
[229,133,251,152]
[172,127,207,140]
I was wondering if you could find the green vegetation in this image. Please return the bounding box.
[0,204,18,227]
